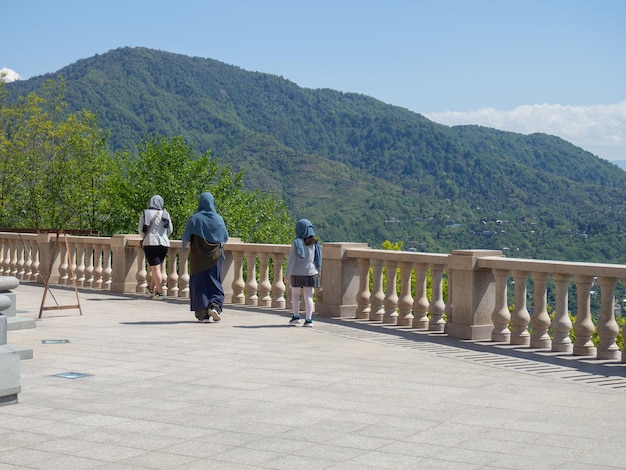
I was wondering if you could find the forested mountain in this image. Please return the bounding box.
[7,47,626,263]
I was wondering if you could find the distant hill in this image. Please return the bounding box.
[612,160,626,171]
[6,47,626,263]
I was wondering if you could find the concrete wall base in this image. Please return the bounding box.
[0,353,21,406]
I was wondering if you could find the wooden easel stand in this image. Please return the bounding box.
[39,231,83,318]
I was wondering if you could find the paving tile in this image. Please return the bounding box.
[4,283,626,469]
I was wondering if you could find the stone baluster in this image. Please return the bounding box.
[443,270,453,333]
[429,264,445,332]
[59,239,69,285]
[370,259,385,321]
[271,255,286,309]
[312,286,324,313]
[31,242,40,281]
[530,272,551,349]
[597,276,619,360]
[69,240,79,285]
[315,282,323,305]
[93,244,103,289]
[75,241,86,287]
[136,245,147,293]
[167,249,180,298]
[551,273,573,353]
[178,249,190,298]
[285,280,293,311]
[397,261,414,327]
[103,246,112,290]
[231,251,245,304]
[572,274,597,356]
[382,260,398,324]
[9,239,17,277]
[621,309,626,362]
[355,258,371,320]
[491,269,511,342]
[4,240,11,276]
[244,252,258,306]
[510,270,530,345]
[2,240,11,276]
[257,253,272,307]
[158,263,167,296]
[23,239,33,280]
[411,262,429,329]
[0,239,5,275]
[85,242,95,287]
[16,241,25,280]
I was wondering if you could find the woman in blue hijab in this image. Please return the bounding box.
[284,219,322,327]
[182,192,229,322]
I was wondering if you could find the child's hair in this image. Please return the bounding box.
[304,235,318,245]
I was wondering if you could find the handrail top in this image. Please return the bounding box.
[345,247,449,264]
[478,255,626,278]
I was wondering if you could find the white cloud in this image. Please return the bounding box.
[0,68,21,83]
[425,102,626,162]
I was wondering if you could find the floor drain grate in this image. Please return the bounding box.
[52,372,93,379]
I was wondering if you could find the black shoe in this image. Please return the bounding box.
[195,309,209,322]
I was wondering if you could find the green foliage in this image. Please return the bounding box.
[0,78,293,243]
[0,79,111,231]
[6,47,626,263]
[381,240,403,251]
[102,134,224,237]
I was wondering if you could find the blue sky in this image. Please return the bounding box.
[2,0,625,161]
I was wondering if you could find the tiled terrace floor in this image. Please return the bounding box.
[2,283,626,469]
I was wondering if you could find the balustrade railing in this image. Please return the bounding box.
[1,233,625,364]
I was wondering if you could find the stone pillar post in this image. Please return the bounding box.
[0,288,20,406]
[35,232,61,285]
[315,243,369,318]
[0,353,19,406]
[110,234,141,293]
[0,312,7,346]
[446,249,503,340]
[0,275,19,318]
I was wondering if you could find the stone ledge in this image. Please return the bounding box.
[0,344,33,360]
[7,316,36,331]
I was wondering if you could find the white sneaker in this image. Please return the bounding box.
[209,307,221,322]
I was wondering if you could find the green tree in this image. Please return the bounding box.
[0,78,294,244]
[102,134,293,243]
[0,78,111,231]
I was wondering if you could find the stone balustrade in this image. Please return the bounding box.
[1,232,625,365]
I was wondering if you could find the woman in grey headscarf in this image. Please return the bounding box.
[138,195,173,299]
[182,192,229,322]
[284,218,322,327]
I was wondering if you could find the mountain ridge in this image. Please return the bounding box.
[6,47,626,263]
